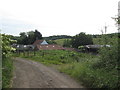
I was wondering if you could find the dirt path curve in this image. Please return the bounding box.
[12,57,84,88]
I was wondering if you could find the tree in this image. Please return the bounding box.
[18,32,28,45]
[27,31,36,44]
[71,32,93,48]
[46,40,57,44]
[17,30,43,45]
[2,34,16,59]
[34,29,42,40]
[1,34,16,88]
[95,16,120,70]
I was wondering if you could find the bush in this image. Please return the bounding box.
[2,34,16,88]
[93,37,119,70]
[71,32,93,48]
[59,58,119,88]
[2,58,13,88]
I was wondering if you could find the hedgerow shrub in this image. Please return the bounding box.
[93,37,119,70]
[2,34,16,88]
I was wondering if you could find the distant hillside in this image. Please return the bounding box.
[54,39,71,46]
[92,33,119,38]
[43,35,72,40]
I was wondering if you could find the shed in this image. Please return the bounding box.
[33,40,48,46]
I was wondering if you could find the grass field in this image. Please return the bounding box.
[54,38,111,46]
[17,50,83,65]
[54,38,113,46]
[16,50,119,88]
[93,37,118,45]
[54,39,71,46]
[54,39,65,46]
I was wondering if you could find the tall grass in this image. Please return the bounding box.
[2,58,13,88]
[58,58,119,88]
[18,50,80,65]
[16,49,119,88]
[59,36,119,88]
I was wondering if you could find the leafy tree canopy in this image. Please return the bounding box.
[16,29,42,45]
[1,34,16,59]
[71,32,93,48]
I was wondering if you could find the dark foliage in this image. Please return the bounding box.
[71,32,93,48]
[44,35,72,40]
[34,29,42,40]
[46,40,57,44]
[11,30,42,45]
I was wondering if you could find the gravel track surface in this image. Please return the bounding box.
[12,57,84,88]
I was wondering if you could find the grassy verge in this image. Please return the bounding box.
[2,58,13,88]
[15,50,83,65]
[15,50,119,88]
[58,59,118,88]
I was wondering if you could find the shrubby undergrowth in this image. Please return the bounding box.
[18,50,81,65]
[16,35,119,88]
[59,58,119,88]
[2,34,16,88]
[59,36,119,88]
[2,58,13,88]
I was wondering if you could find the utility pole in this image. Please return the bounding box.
[104,23,109,34]
[100,28,104,35]
[104,24,108,46]
[104,25,107,34]
[118,1,120,32]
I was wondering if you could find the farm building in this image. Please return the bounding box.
[35,44,64,50]
[35,44,76,51]
[84,45,111,52]
[33,40,48,46]
[33,39,76,51]
[12,44,35,52]
[33,40,64,50]
[85,45,110,49]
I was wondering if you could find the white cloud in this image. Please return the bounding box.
[0,0,119,36]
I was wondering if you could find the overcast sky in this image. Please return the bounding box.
[0,0,119,37]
